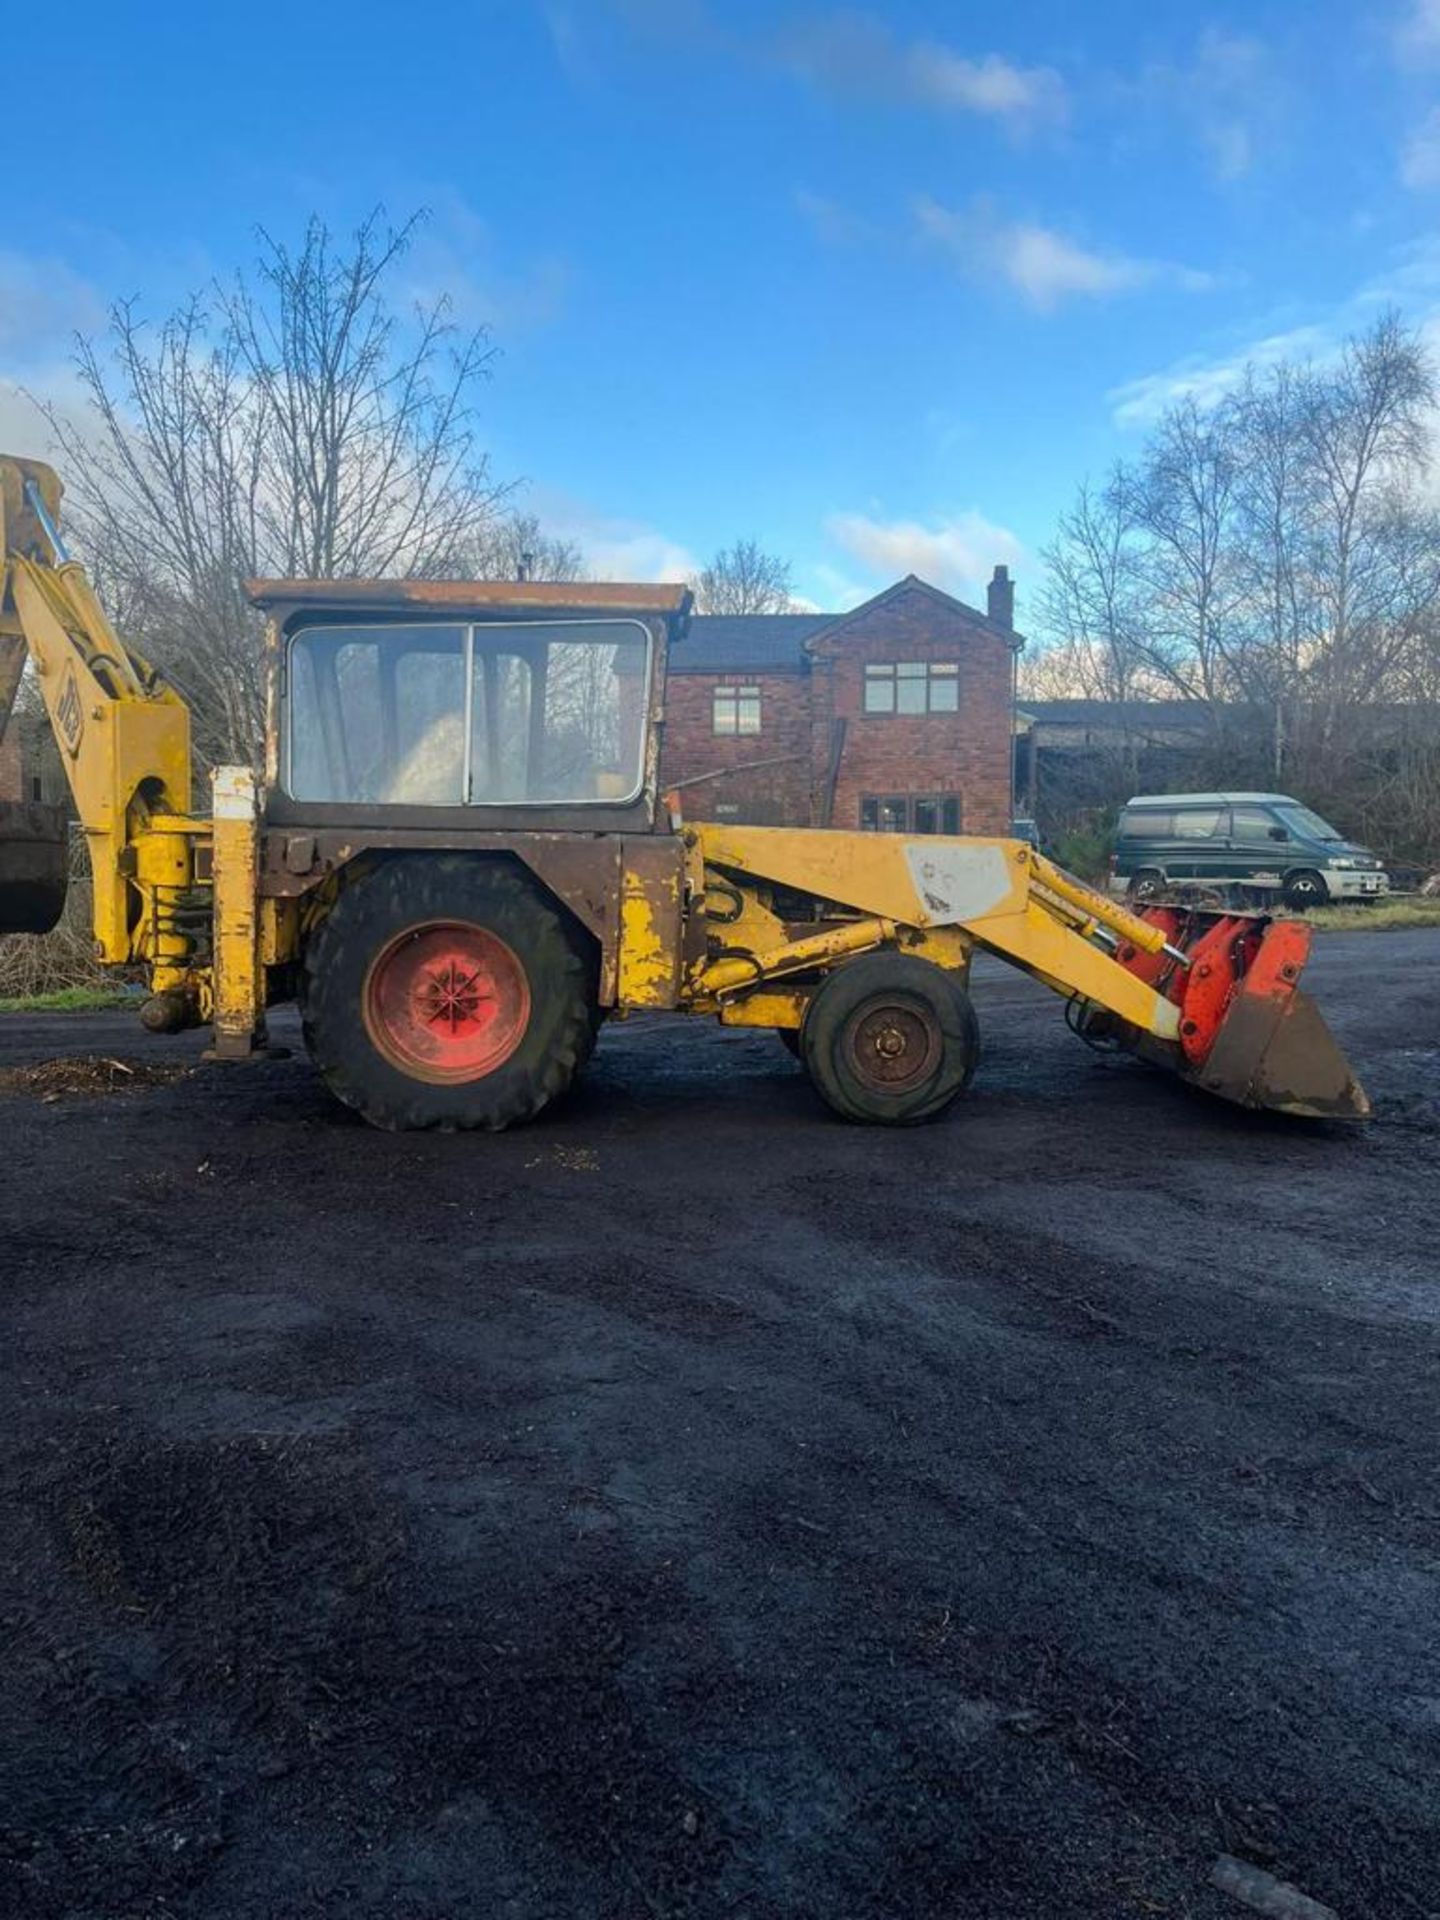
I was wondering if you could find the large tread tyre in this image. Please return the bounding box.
[800,952,980,1126]
[302,857,597,1131]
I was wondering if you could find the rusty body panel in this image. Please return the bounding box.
[258,826,692,1009]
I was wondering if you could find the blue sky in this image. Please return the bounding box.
[5,0,1440,614]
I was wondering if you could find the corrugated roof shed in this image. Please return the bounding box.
[669,613,835,674]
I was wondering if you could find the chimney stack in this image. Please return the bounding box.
[987,564,1014,629]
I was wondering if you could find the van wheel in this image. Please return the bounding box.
[302,856,597,1131]
[801,952,979,1125]
[1283,869,1329,911]
[1128,869,1166,904]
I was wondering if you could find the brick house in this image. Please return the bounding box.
[661,569,1022,834]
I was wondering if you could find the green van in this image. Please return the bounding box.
[1109,791,1389,909]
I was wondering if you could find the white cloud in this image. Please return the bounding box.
[402,195,571,335]
[1397,0,1440,60]
[804,562,873,611]
[0,251,106,465]
[793,187,874,246]
[915,197,1214,311]
[826,508,1025,601]
[774,13,1066,131]
[1108,324,1333,427]
[523,488,698,582]
[1401,107,1440,189]
[0,249,104,361]
[1179,30,1267,182]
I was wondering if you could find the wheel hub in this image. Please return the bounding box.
[364,921,531,1083]
[849,1000,937,1091]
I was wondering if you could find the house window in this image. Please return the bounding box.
[863,661,959,714]
[713,683,761,736]
[860,794,962,835]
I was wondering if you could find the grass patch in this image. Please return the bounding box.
[0,986,135,1013]
[1300,898,1440,932]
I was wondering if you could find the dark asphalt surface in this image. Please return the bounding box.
[1,930,1437,1919]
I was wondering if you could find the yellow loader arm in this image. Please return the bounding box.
[0,456,209,1011]
[684,822,1369,1122]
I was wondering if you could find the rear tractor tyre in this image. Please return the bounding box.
[1283,869,1329,911]
[800,952,980,1126]
[302,856,598,1131]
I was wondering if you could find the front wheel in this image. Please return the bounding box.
[800,952,980,1126]
[302,857,597,1131]
[1283,869,1330,911]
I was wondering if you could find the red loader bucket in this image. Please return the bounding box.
[1114,910,1369,1121]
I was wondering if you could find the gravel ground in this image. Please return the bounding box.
[1,931,1437,1920]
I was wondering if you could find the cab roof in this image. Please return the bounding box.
[245,578,693,620]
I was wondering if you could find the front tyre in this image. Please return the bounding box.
[800,952,980,1126]
[1283,869,1330,911]
[302,857,597,1131]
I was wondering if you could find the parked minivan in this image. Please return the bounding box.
[1110,792,1389,909]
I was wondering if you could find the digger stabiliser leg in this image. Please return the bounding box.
[1093,908,1369,1121]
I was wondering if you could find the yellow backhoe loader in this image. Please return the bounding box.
[0,455,1367,1129]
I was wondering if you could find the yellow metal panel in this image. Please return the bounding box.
[694,823,1029,927]
[617,838,686,1009]
[717,987,810,1030]
[260,895,300,967]
[210,766,263,1056]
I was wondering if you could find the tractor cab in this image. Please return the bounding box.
[250,580,692,837]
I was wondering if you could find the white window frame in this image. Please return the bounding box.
[712,682,762,736]
[863,661,959,715]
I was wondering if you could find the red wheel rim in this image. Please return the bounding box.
[363,921,531,1084]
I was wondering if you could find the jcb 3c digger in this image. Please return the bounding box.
[0,456,1367,1129]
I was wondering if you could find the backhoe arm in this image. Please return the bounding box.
[0,456,207,1007]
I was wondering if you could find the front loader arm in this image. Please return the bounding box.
[686,822,1366,1120]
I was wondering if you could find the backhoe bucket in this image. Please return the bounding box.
[1115,909,1369,1122]
[0,801,68,934]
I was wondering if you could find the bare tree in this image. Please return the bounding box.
[1297,311,1437,742]
[1032,467,1149,788]
[1029,313,1440,859]
[40,209,509,765]
[1129,395,1243,726]
[692,538,796,614]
